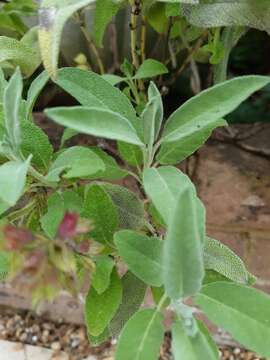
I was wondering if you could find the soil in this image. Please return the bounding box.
[0,307,264,360]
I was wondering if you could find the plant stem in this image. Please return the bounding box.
[130,1,139,69]
[140,15,146,63]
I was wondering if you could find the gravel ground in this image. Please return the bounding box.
[0,308,264,360]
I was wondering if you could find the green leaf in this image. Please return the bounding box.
[92,256,114,294]
[3,68,23,152]
[45,107,143,146]
[158,76,270,163]
[62,190,83,214]
[118,142,143,167]
[134,59,168,80]
[114,230,163,287]
[0,251,10,282]
[109,272,146,337]
[172,318,218,360]
[45,146,105,181]
[38,0,96,78]
[55,68,138,125]
[0,199,10,216]
[0,157,31,206]
[204,237,251,285]
[94,0,121,47]
[26,70,49,120]
[21,120,53,171]
[142,82,163,148]
[83,184,118,244]
[40,192,65,239]
[85,268,122,337]
[195,282,270,358]
[115,309,164,360]
[143,167,205,299]
[181,0,270,34]
[0,68,7,99]
[88,147,128,181]
[87,327,111,347]
[0,35,40,77]
[102,183,144,230]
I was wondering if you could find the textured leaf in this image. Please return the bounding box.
[88,147,128,181]
[85,269,122,337]
[45,146,105,181]
[134,59,168,79]
[88,327,111,347]
[114,230,163,287]
[115,309,164,360]
[109,272,146,337]
[0,35,40,77]
[3,68,23,152]
[94,0,121,47]
[38,0,96,77]
[92,256,114,294]
[143,167,205,299]
[172,318,218,360]
[26,70,49,119]
[196,282,270,357]
[204,237,251,284]
[158,76,270,163]
[0,252,10,282]
[102,183,144,230]
[0,157,31,206]
[83,184,118,245]
[62,190,83,213]
[55,68,138,125]
[21,120,53,171]
[40,192,65,239]
[118,142,143,167]
[181,0,270,34]
[46,107,143,146]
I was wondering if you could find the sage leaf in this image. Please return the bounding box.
[0,157,31,207]
[46,107,143,146]
[109,272,146,337]
[204,237,251,284]
[40,192,65,239]
[114,230,163,287]
[118,142,143,167]
[92,256,114,295]
[196,282,270,357]
[38,0,96,78]
[83,184,118,245]
[26,70,49,119]
[3,68,22,152]
[158,76,270,163]
[134,59,168,79]
[172,318,218,360]
[115,309,164,360]
[85,268,122,337]
[46,146,105,181]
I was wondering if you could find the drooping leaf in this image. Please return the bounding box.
[40,192,65,239]
[134,59,168,80]
[85,268,122,337]
[114,230,163,287]
[91,255,114,294]
[172,318,218,360]
[55,68,138,125]
[102,183,144,230]
[26,70,50,119]
[158,76,270,163]
[204,237,251,285]
[93,0,122,47]
[115,309,164,360]
[0,157,31,207]
[21,120,53,171]
[181,0,270,34]
[3,68,23,152]
[109,272,146,337]
[45,146,105,181]
[195,282,270,358]
[83,184,118,245]
[38,0,96,78]
[143,167,205,299]
[45,107,143,146]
